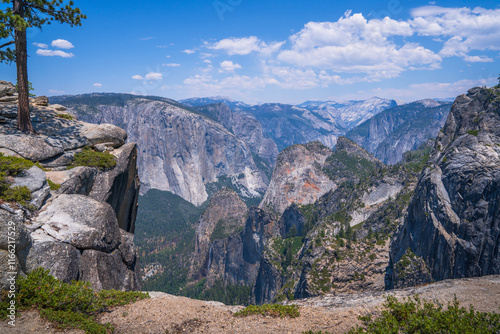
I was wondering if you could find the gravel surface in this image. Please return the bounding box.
[2,275,500,334]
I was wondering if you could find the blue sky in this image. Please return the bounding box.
[1,0,499,104]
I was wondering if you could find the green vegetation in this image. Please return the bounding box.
[47,179,61,191]
[466,129,479,136]
[210,219,229,241]
[183,279,252,306]
[323,150,378,182]
[136,190,204,294]
[234,303,300,318]
[69,147,117,170]
[0,268,148,334]
[55,113,74,120]
[0,153,33,206]
[348,295,500,333]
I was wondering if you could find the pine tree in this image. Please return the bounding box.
[0,0,86,134]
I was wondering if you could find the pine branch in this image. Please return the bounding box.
[0,40,15,49]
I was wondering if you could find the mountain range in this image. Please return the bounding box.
[49,88,489,305]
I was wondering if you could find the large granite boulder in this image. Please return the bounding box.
[48,167,97,196]
[24,230,81,283]
[79,249,141,291]
[0,80,16,98]
[34,194,121,252]
[81,123,127,148]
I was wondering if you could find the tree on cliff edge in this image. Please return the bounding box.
[0,0,85,134]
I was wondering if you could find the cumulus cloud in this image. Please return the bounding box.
[51,39,74,49]
[219,60,242,72]
[277,12,440,80]
[32,42,48,49]
[93,83,103,87]
[208,36,284,55]
[182,49,195,54]
[36,49,74,58]
[132,73,163,80]
[410,6,500,60]
[145,72,163,80]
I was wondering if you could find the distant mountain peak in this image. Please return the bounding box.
[415,98,441,107]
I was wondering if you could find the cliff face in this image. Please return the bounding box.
[0,82,141,291]
[347,100,451,164]
[193,103,278,169]
[387,86,500,289]
[52,95,268,206]
[190,188,248,281]
[259,141,335,215]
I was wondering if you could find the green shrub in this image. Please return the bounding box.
[47,179,61,191]
[55,113,74,120]
[0,153,34,176]
[348,295,500,333]
[466,130,479,136]
[0,268,149,333]
[0,153,34,206]
[0,185,31,206]
[234,303,300,318]
[70,147,116,170]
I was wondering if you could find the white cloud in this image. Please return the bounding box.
[182,49,195,54]
[51,39,74,49]
[49,89,65,94]
[93,83,103,87]
[410,6,500,59]
[461,54,493,63]
[163,63,181,67]
[219,60,242,72]
[145,72,163,80]
[132,75,143,80]
[32,42,48,49]
[203,59,212,64]
[36,49,74,58]
[277,13,440,80]
[208,36,284,55]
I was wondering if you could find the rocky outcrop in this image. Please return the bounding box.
[260,141,335,215]
[51,94,268,206]
[347,100,451,164]
[191,188,248,280]
[0,85,141,291]
[203,208,276,292]
[387,86,500,289]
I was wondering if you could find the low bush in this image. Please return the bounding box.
[0,153,33,206]
[70,146,116,170]
[0,268,149,334]
[47,179,61,191]
[348,295,500,333]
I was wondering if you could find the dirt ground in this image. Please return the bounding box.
[2,275,500,334]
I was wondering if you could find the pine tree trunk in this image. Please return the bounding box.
[14,0,34,134]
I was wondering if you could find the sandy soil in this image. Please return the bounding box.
[2,275,500,334]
